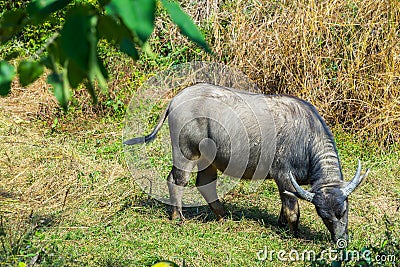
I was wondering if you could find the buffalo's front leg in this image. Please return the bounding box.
[196,163,227,220]
[275,176,300,236]
[279,194,300,236]
[278,192,300,236]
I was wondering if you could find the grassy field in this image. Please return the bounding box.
[0,75,399,266]
[1,0,400,266]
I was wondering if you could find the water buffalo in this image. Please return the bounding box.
[124,83,369,242]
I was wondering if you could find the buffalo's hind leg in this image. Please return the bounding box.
[167,163,195,220]
[196,163,227,221]
[167,158,196,220]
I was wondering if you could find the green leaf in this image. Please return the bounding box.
[27,0,72,24]
[97,15,139,60]
[17,60,44,87]
[161,0,211,53]
[120,38,139,59]
[87,15,108,94]
[48,71,71,112]
[0,9,27,43]
[67,60,86,88]
[0,61,16,96]
[98,0,111,7]
[97,15,131,44]
[46,37,66,68]
[98,56,108,81]
[88,55,108,95]
[97,15,122,42]
[60,7,93,72]
[60,7,108,102]
[106,0,156,43]
[85,81,98,104]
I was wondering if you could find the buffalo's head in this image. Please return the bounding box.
[285,160,369,242]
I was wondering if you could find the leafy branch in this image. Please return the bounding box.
[0,0,211,111]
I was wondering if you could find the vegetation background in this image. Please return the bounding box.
[0,0,399,266]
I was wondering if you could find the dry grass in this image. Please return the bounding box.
[168,0,400,146]
[0,80,134,261]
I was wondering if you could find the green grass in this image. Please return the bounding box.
[0,93,399,266]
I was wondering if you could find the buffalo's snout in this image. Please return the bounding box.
[328,219,349,244]
[332,231,348,244]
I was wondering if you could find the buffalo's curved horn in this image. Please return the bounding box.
[342,160,370,197]
[288,172,315,202]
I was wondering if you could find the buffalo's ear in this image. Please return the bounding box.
[283,190,300,199]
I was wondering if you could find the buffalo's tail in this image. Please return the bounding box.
[123,102,170,145]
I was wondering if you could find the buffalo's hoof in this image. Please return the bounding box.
[170,209,185,221]
[209,200,227,221]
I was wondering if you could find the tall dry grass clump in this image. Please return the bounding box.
[176,0,400,146]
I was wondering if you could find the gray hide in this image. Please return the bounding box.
[124,83,369,242]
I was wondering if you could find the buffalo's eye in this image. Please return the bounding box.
[335,206,347,219]
[340,209,346,218]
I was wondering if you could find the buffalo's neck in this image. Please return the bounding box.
[309,135,344,187]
